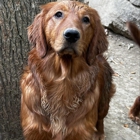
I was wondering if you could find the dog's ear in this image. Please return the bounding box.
[86,10,108,65]
[28,2,56,58]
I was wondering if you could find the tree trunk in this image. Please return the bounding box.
[0,0,83,140]
[0,0,56,140]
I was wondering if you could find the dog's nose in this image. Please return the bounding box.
[63,28,80,43]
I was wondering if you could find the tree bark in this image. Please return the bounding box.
[0,0,56,140]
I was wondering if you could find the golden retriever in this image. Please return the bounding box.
[20,1,115,140]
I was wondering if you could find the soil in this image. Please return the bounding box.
[104,31,140,140]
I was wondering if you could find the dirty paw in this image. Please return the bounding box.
[93,133,105,140]
[129,113,140,125]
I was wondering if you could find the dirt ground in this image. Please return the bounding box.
[104,31,140,140]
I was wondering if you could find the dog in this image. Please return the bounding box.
[20,1,116,140]
[127,22,140,125]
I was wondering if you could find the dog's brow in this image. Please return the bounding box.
[61,1,86,12]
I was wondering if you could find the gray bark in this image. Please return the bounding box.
[0,0,56,140]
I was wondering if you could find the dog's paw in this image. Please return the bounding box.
[129,113,140,125]
[93,133,105,140]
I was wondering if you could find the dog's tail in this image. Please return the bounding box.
[127,22,140,47]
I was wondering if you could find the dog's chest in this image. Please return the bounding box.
[41,69,96,136]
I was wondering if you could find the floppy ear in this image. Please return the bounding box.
[28,2,56,58]
[86,11,108,65]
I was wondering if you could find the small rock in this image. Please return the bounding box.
[105,29,109,36]
[124,124,129,128]
[119,42,125,46]
[127,44,134,50]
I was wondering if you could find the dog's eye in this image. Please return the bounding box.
[54,11,63,18]
[82,16,90,24]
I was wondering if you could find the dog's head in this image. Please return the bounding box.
[28,1,108,65]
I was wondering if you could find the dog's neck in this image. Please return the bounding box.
[28,49,95,81]
[28,49,97,83]
[54,53,90,78]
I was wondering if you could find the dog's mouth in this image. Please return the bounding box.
[55,28,81,57]
[57,44,78,57]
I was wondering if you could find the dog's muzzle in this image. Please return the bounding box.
[57,28,80,56]
[63,28,80,43]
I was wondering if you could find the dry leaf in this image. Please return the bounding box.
[131,72,136,74]
[124,124,129,128]
[113,73,120,77]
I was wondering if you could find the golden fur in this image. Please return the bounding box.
[20,1,115,140]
